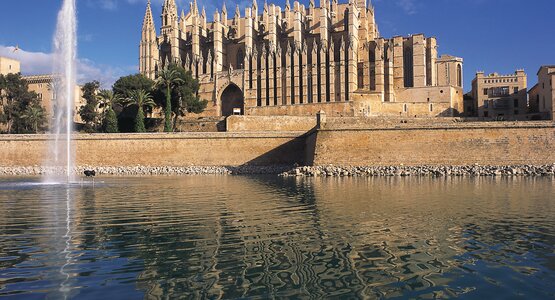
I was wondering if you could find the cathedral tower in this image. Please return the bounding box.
[160,0,180,66]
[139,0,159,79]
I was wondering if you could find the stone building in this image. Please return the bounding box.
[471,70,527,120]
[22,75,84,123]
[528,66,555,120]
[0,56,21,75]
[0,57,84,122]
[140,0,464,118]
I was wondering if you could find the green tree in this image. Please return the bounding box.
[167,65,208,130]
[0,73,47,134]
[21,104,46,133]
[78,81,101,132]
[105,108,119,133]
[97,89,121,133]
[155,68,183,132]
[112,74,155,96]
[124,89,155,133]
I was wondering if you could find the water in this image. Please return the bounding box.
[48,0,77,183]
[0,176,554,298]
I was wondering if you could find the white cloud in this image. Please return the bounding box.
[0,45,131,89]
[88,0,186,10]
[396,0,416,15]
[373,0,418,15]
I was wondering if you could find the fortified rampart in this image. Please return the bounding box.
[308,122,555,166]
[0,132,306,167]
[0,121,554,169]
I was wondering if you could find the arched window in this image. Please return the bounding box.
[457,64,462,87]
[236,49,244,69]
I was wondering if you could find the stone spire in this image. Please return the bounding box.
[252,0,258,30]
[201,6,207,29]
[193,0,199,15]
[179,9,186,31]
[222,2,228,26]
[234,4,241,20]
[140,0,159,79]
[142,0,155,32]
[162,0,178,27]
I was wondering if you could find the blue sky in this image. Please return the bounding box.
[0,0,553,91]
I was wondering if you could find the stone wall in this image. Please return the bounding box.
[308,122,555,166]
[174,117,226,132]
[351,87,462,118]
[0,132,305,167]
[226,115,316,132]
[244,102,354,117]
[324,116,462,129]
[1,121,554,169]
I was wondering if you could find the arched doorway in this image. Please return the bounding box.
[221,84,244,116]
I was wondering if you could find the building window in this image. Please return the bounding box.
[491,86,510,97]
[403,104,408,113]
[457,64,462,87]
[514,110,519,115]
[514,87,518,94]
[484,111,489,118]
[483,88,488,95]
[236,49,244,69]
[514,99,518,107]
[403,47,413,87]
[429,103,433,112]
[484,100,489,108]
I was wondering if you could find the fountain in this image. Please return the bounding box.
[47,0,77,183]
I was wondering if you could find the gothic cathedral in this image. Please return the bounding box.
[140,0,465,117]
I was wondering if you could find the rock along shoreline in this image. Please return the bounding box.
[1,164,555,177]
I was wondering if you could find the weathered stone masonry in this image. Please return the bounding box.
[140,0,464,118]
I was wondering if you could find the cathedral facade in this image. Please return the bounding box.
[140,0,465,117]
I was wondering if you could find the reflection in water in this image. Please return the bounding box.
[0,176,554,298]
[60,188,73,299]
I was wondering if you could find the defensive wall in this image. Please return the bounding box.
[308,121,555,166]
[0,132,306,167]
[0,118,554,168]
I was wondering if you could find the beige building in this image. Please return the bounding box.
[471,70,527,119]
[0,56,20,75]
[528,83,540,115]
[23,75,84,122]
[140,0,464,118]
[529,66,555,120]
[0,56,84,123]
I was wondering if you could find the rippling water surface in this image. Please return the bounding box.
[0,176,554,299]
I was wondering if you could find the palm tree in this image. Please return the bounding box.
[124,89,155,133]
[97,90,120,114]
[97,90,121,133]
[21,104,45,133]
[155,67,183,132]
